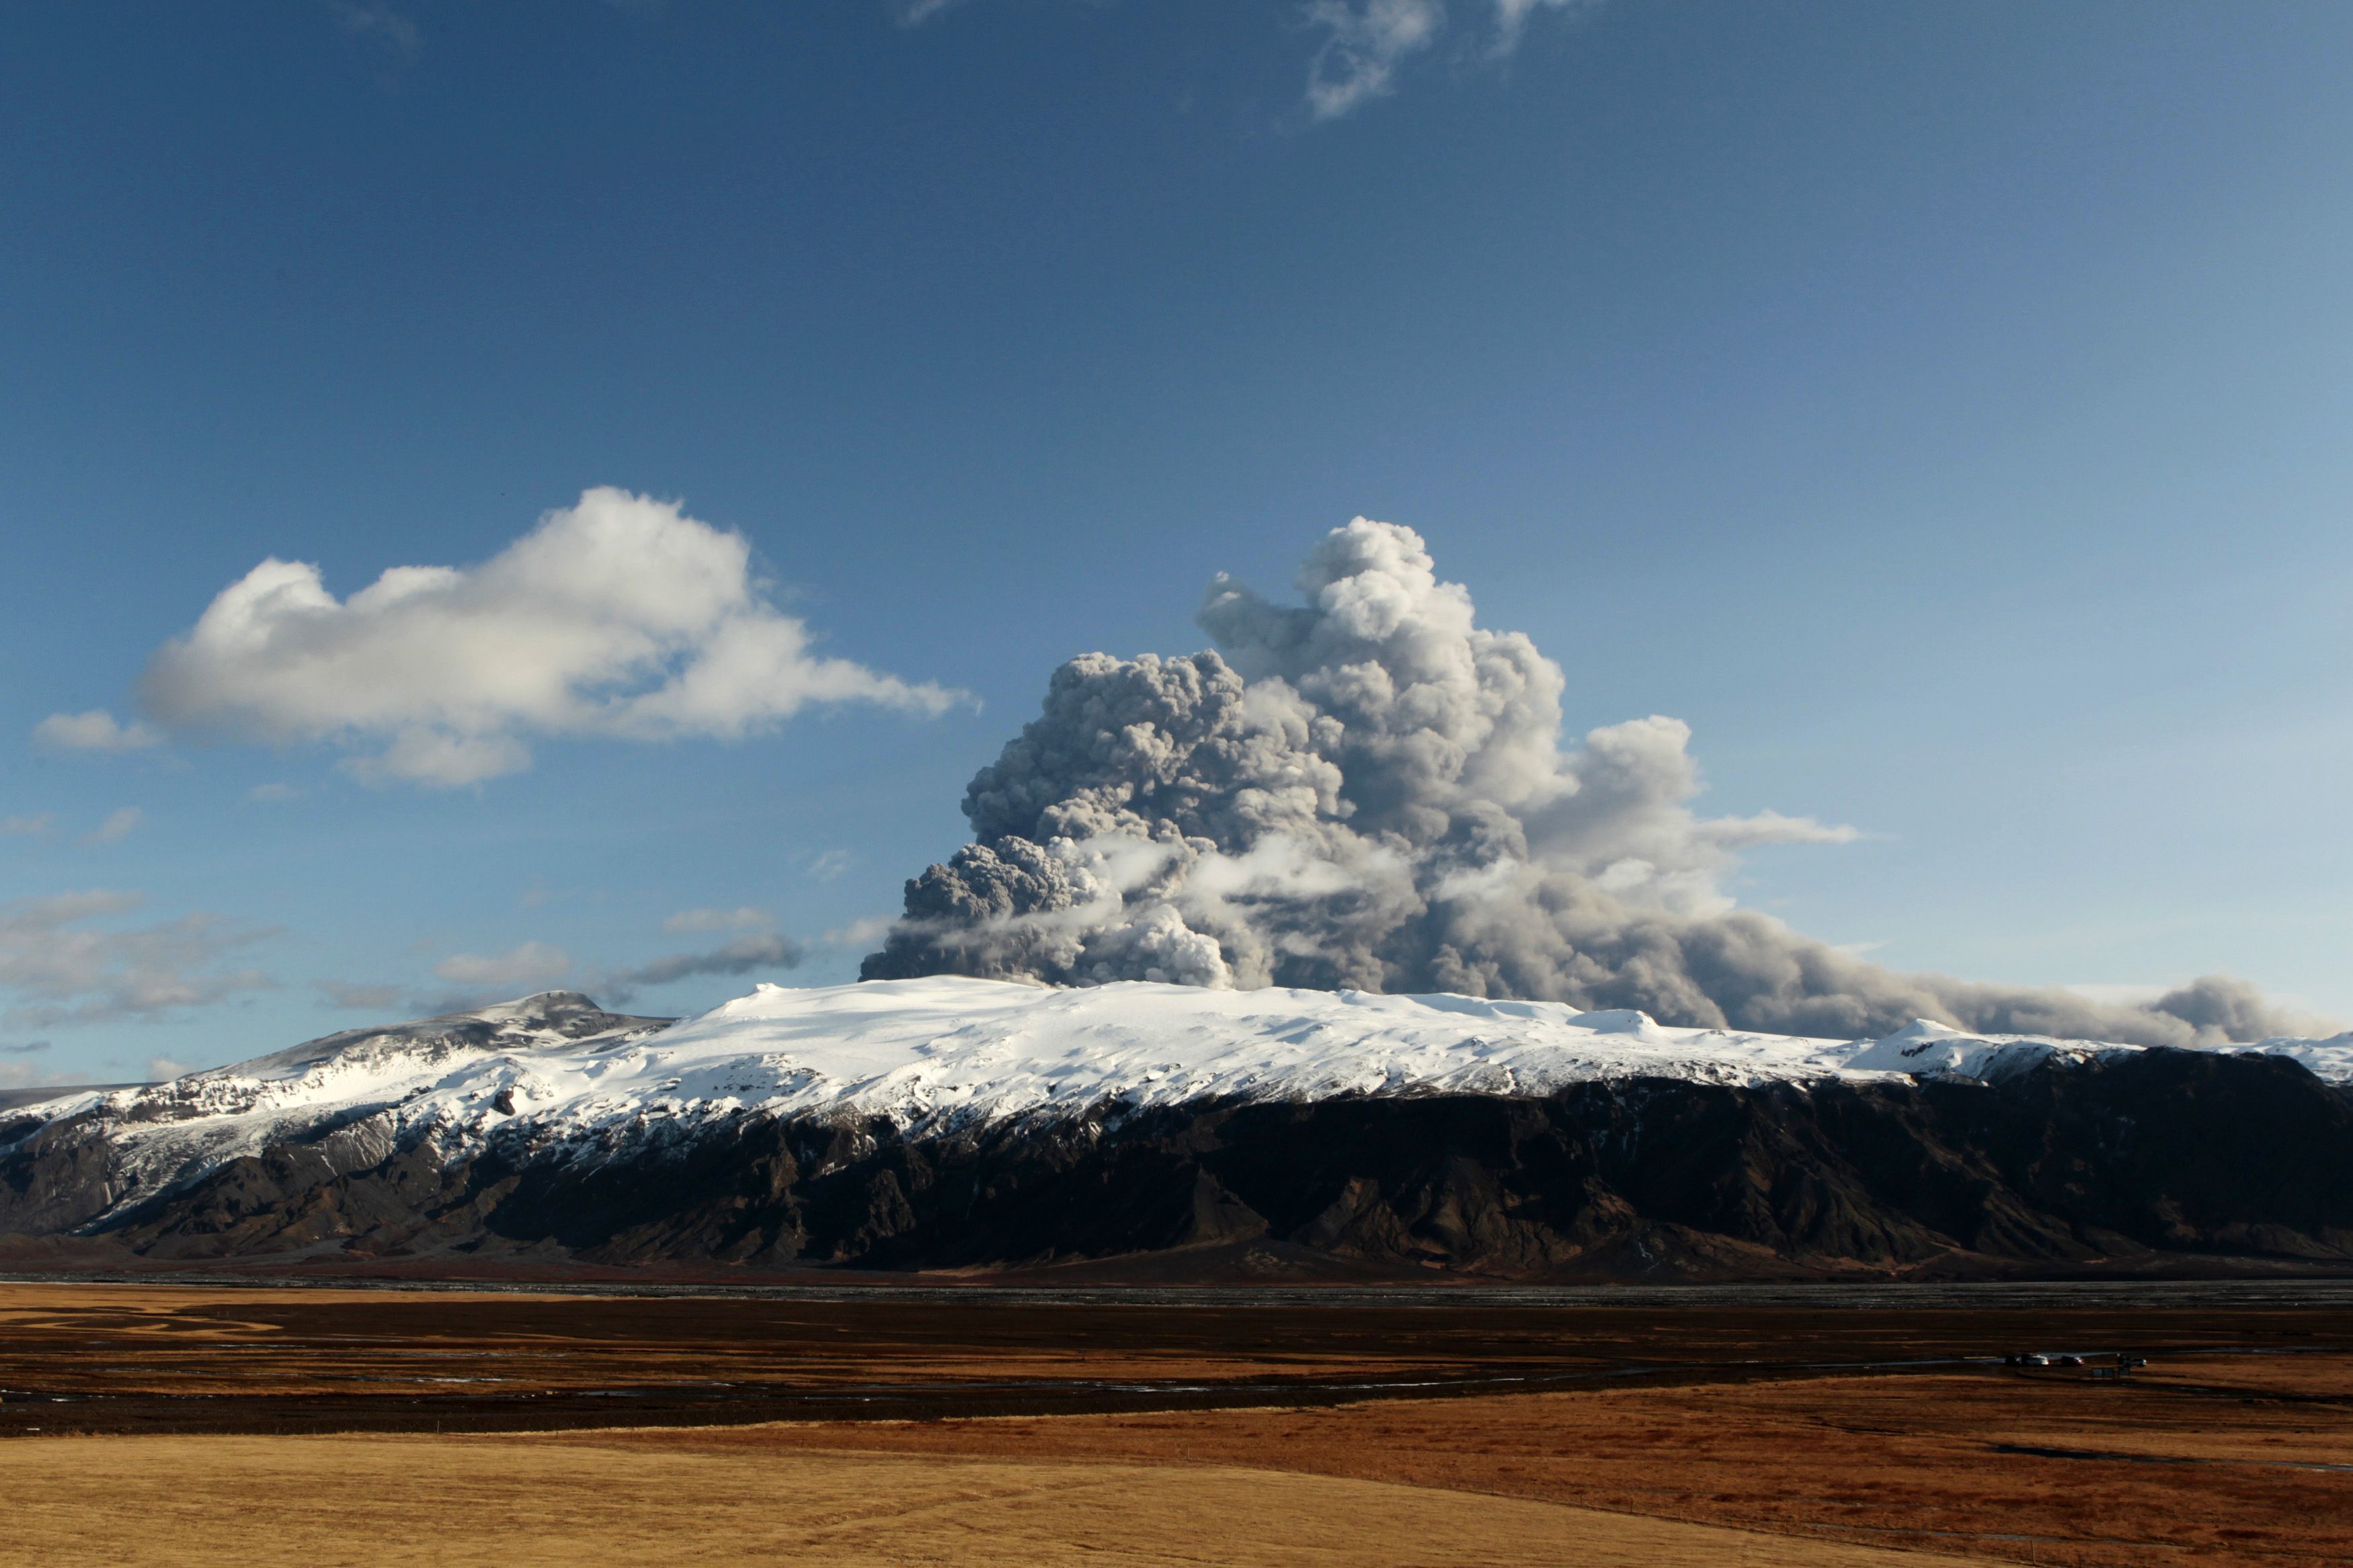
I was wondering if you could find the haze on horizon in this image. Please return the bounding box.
[3,1,2349,1083]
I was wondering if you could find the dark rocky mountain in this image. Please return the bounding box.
[6,1009,2350,1279]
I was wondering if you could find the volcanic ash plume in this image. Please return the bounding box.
[863,519,2307,1046]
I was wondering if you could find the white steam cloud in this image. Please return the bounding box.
[865,519,2316,1047]
[135,487,963,787]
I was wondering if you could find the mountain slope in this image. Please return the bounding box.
[4,979,2350,1278]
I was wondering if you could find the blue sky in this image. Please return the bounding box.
[4,1,2349,1082]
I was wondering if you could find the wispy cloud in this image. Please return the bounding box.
[1489,0,1600,56]
[34,710,161,753]
[1305,0,1602,118]
[401,939,577,1014]
[326,1,422,65]
[807,849,854,881]
[1304,0,1447,121]
[348,923,805,1018]
[893,0,1601,120]
[246,782,301,803]
[0,890,275,1030]
[317,979,405,1011]
[433,941,573,990]
[83,807,143,846]
[663,906,774,933]
[0,1056,75,1092]
[593,932,805,1003]
[1,814,55,837]
[891,0,970,24]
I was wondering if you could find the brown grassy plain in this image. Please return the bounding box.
[1,1280,2347,1566]
[715,1364,2353,1567]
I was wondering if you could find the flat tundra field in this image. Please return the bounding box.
[1,1279,2348,1566]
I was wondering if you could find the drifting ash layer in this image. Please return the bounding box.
[4,979,2352,1278]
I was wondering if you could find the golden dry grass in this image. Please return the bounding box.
[0,1428,1978,1568]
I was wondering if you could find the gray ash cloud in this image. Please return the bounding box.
[864,520,2311,1046]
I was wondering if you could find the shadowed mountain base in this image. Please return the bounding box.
[9,1046,2350,1280]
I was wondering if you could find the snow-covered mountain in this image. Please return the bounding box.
[7,978,2352,1278]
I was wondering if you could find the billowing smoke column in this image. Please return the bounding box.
[864,520,2303,1046]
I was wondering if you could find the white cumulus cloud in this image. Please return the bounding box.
[135,487,965,788]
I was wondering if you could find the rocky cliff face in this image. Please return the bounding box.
[7,1002,2350,1278]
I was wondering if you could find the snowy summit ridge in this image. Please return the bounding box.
[11,978,2350,1233]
